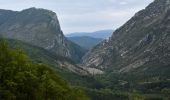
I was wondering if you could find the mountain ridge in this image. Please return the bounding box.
[82,0,170,75]
[68,36,103,50]
[66,30,113,39]
[0,7,86,63]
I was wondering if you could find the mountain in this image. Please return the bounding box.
[66,30,113,39]
[82,0,170,76]
[68,36,103,50]
[2,38,87,74]
[0,8,86,63]
[1,1,170,99]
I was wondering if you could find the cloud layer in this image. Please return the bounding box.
[0,0,154,34]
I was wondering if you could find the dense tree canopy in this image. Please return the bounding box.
[0,41,89,100]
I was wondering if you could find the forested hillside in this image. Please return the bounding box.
[0,0,170,100]
[0,40,89,100]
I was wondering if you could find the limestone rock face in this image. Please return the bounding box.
[82,0,170,73]
[0,8,86,62]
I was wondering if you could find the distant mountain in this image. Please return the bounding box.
[68,36,103,50]
[0,8,86,63]
[66,30,113,39]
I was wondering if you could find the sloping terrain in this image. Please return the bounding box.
[4,38,88,74]
[83,0,170,76]
[0,8,86,63]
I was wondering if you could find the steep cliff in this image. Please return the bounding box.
[83,0,170,74]
[0,8,86,63]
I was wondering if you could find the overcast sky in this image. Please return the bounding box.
[0,0,154,34]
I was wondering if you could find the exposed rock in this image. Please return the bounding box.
[0,8,86,63]
[82,0,170,73]
[84,68,104,75]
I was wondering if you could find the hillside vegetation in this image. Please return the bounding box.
[0,40,89,100]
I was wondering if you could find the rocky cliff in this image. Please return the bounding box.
[82,0,170,73]
[0,8,86,63]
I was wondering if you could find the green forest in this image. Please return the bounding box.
[0,41,89,100]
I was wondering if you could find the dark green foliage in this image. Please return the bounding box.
[85,89,129,100]
[0,41,89,100]
[0,37,169,100]
[86,72,170,100]
[0,39,169,100]
[2,38,103,90]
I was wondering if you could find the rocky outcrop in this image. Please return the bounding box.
[82,0,170,73]
[0,8,86,63]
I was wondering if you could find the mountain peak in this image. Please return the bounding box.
[22,7,55,13]
[20,7,57,19]
[0,8,86,62]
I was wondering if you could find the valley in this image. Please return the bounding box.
[0,0,170,100]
